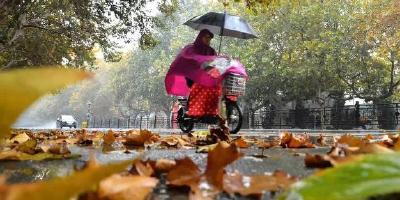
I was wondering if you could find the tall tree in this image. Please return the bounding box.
[0,0,177,69]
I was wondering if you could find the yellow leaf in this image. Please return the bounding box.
[98,174,158,200]
[0,67,91,138]
[0,150,79,161]
[9,133,30,144]
[103,130,116,145]
[205,142,242,190]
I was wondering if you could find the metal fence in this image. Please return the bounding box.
[85,103,400,130]
[250,103,400,130]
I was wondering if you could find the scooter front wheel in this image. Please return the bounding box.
[226,101,243,134]
[179,120,194,133]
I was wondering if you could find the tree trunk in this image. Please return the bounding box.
[375,99,396,130]
[331,97,346,129]
[241,102,250,129]
[294,100,309,129]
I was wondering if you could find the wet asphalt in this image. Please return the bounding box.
[0,145,330,184]
[0,128,380,199]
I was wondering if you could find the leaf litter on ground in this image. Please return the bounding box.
[7,126,400,200]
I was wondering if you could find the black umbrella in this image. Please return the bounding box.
[184,11,258,54]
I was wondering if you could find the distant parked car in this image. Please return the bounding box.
[57,115,77,128]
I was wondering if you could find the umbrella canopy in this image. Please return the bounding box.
[184,12,257,39]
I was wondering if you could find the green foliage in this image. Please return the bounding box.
[280,153,400,200]
[0,0,177,69]
[20,0,400,123]
[222,0,400,109]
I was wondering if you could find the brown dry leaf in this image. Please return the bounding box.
[196,143,218,153]
[129,158,176,176]
[205,141,242,190]
[304,154,333,168]
[103,130,116,145]
[0,150,78,161]
[280,133,315,148]
[368,135,394,148]
[394,138,400,151]
[160,135,193,148]
[223,170,297,196]
[317,134,326,146]
[16,139,37,154]
[97,174,158,200]
[9,133,31,144]
[124,130,160,146]
[335,134,365,147]
[76,129,93,146]
[160,136,179,147]
[134,161,154,177]
[305,143,394,169]
[353,143,394,154]
[38,144,51,153]
[48,143,71,155]
[154,159,176,172]
[232,137,250,148]
[167,157,201,188]
[209,127,230,142]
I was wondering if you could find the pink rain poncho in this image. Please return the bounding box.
[164,29,248,97]
[165,29,218,96]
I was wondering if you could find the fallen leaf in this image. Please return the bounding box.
[355,143,394,154]
[98,174,158,200]
[336,134,365,147]
[167,157,201,187]
[196,143,218,153]
[317,134,326,146]
[124,130,160,146]
[76,129,93,146]
[304,154,333,168]
[0,150,79,161]
[48,143,71,155]
[134,161,154,177]
[394,139,400,151]
[103,130,116,145]
[368,135,395,148]
[0,67,91,138]
[192,130,210,137]
[9,133,30,144]
[209,127,230,142]
[205,142,242,190]
[232,137,250,148]
[16,139,37,154]
[160,135,192,148]
[154,159,176,172]
[160,136,179,147]
[280,133,315,148]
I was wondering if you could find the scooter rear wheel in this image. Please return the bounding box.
[227,102,242,134]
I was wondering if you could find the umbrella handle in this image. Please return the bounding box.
[218,11,226,55]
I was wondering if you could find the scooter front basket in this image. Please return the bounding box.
[223,73,246,96]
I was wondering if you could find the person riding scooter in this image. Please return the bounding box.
[165,29,221,117]
[165,29,247,133]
